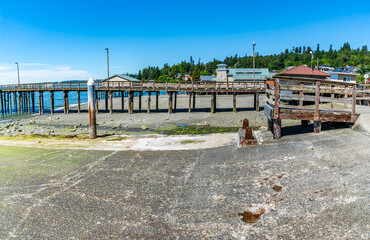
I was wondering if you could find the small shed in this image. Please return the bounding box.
[103,74,140,82]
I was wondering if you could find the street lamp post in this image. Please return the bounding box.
[253,42,256,82]
[105,48,110,82]
[15,62,20,85]
[105,48,113,114]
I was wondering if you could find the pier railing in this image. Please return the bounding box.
[265,76,359,139]
[356,83,370,105]
[0,80,266,93]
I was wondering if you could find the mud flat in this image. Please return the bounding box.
[0,94,302,137]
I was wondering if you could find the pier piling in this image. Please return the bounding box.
[88,77,97,139]
[50,91,54,115]
[147,92,151,114]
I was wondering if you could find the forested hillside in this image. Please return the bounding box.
[128,43,369,82]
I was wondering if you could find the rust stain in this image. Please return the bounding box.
[273,198,285,204]
[238,208,265,223]
[272,185,282,192]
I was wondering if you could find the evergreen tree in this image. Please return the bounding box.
[192,67,200,81]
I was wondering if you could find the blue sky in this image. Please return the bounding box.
[0,0,369,83]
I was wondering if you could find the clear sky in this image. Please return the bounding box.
[0,0,369,84]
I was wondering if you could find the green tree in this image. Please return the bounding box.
[192,67,200,81]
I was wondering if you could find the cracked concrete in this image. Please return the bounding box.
[0,128,369,239]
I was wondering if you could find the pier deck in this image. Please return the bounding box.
[264,76,361,139]
[0,80,266,115]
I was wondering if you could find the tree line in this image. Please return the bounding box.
[125,42,369,82]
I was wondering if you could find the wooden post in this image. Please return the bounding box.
[63,91,67,114]
[344,87,348,109]
[330,85,334,109]
[233,93,236,113]
[27,92,31,114]
[0,92,3,115]
[147,92,151,114]
[139,92,142,111]
[352,85,356,123]
[13,92,17,113]
[121,91,124,112]
[188,92,192,113]
[32,92,35,113]
[9,92,12,114]
[211,92,216,113]
[192,92,196,109]
[88,77,97,139]
[109,91,113,114]
[254,92,260,111]
[156,91,159,111]
[20,92,23,114]
[39,91,43,115]
[299,83,304,107]
[268,119,273,131]
[274,78,280,119]
[168,92,173,114]
[77,90,81,114]
[174,92,177,112]
[105,91,109,112]
[314,81,321,133]
[50,91,54,115]
[128,91,134,114]
[273,119,281,139]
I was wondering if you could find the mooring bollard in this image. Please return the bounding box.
[88,77,97,139]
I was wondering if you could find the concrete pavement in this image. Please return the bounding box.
[0,128,369,239]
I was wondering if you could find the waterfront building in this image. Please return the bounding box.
[200,64,273,82]
[103,74,140,82]
[274,65,330,80]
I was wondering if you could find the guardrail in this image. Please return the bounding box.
[265,76,359,139]
[0,80,267,93]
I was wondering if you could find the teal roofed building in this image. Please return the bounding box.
[103,74,140,82]
[200,64,273,82]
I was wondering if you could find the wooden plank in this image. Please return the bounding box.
[274,78,280,119]
[314,81,321,121]
[352,86,356,122]
[279,110,356,122]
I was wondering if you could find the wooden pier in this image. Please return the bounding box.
[264,76,362,139]
[0,80,266,115]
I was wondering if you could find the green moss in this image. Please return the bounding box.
[179,139,205,145]
[0,145,111,187]
[158,125,239,135]
[106,136,128,141]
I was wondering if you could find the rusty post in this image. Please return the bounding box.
[88,77,97,139]
[240,118,255,146]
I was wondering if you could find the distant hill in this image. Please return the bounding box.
[130,42,369,82]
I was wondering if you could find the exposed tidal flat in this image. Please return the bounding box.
[0,94,301,139]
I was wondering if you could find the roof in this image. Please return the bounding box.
[329,71,360,76]
[275,65,330,77]
[200,76,215,81]
[229,68,273,80]
[104,74,140,82]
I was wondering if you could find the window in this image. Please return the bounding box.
[342,77,351,82]
[220,75,224,79]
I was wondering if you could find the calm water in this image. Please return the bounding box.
[0,90,182,121]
